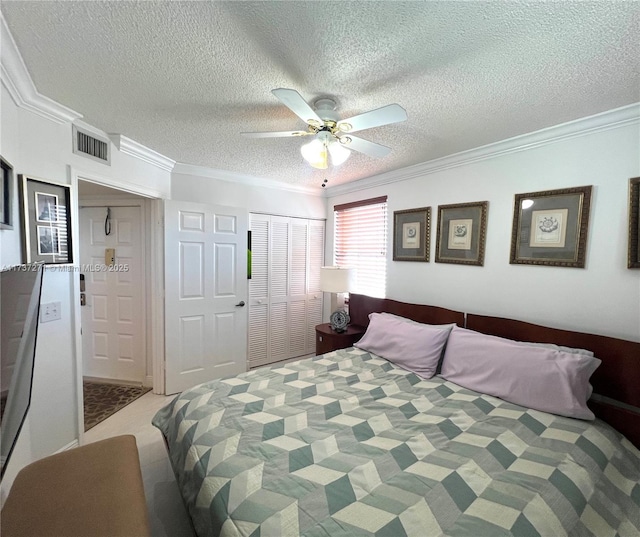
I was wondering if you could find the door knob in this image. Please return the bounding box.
[235,301,245,307]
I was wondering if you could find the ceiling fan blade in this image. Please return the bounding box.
[272,88,324,127]
[337,104,407,133]
[240,130,311,138]
[339,135,392,158]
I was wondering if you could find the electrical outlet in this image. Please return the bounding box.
[40,301,62,323]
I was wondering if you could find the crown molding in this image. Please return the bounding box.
[73,119,110,140]
[70,166,168,199]
[173,162,323,196]
[324,103,640,197]
[1,13,82,125]
[109,134,176,173]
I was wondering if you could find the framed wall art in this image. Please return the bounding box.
[629,177,640,269]
[19,175,73,264]
[393,207,430,262]
[1,157,13,230]
[510,185,592,268]
[435,201,488,266]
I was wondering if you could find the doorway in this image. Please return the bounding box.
[77,181,152,430]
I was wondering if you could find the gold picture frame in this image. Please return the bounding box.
[629,177,640,269]
[510,185,592,268]
[435,201,488,266]
[393,207,430,262]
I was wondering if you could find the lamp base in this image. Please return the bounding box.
[329,310,350,333]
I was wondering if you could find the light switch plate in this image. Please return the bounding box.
[40,301,62,323]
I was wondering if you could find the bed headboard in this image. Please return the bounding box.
[348,294,640,448]
[466,313,640,448]
[349,293,465,328]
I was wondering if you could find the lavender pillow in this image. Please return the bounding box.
[440,326,601,420]
[354,312,452,379]
[377,312,456,332]
[519,341,595,357]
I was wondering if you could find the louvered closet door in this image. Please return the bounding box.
[269,216,290,363]
[306,219,325,354]
[248,214,325,368]
[248,215,269,366]
[289,219,308,357]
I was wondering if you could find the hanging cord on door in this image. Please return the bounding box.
[104,207,112,236]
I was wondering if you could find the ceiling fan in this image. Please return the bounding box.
[241,88,408,171]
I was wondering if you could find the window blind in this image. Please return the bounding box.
[334,196,387,298]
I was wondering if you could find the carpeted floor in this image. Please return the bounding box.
[83,381,151,431]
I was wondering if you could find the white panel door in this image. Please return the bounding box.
[80,206,145,382]
[164,200,247,394]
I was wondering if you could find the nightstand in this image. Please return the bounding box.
[315,323,365,355]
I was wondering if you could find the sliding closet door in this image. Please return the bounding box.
[248,214,325,368]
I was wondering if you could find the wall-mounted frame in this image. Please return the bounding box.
[435,201,488,266]
[510,185,592,268]
[1,157,13,230]
[629,177,640,269]
[19,175,73,264]
[393,207,430,262]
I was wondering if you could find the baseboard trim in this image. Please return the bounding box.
[55,440,79,453]
[83,376,144,387]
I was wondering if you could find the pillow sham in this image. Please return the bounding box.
[440,326,601,420]
[376,312,456,373]
[518,340,595,357]
[377,312,456,332]
[354,312,453,379]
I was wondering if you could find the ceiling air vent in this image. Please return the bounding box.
[72,125,111,165]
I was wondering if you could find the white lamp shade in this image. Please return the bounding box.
[300,138,328,169]
[319,266,355,293]
[328,140,351,166]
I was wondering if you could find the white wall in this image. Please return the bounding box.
[327,122,640,342]
[172,170,326,219]
[0,83,172,489]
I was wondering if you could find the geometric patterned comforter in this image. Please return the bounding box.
[152,348,640,537]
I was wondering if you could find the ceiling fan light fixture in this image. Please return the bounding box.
[301,131,350,169]
[301,137,328,169]
[328,139,351,166]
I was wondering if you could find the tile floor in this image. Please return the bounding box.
[84,391,196,537]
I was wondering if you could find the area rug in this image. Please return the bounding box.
[83,381,151,431]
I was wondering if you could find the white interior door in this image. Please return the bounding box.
[164,200,248,394]
[80,206,145,382]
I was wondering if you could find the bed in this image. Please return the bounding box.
[153,294,640,537]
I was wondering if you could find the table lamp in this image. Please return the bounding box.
[320,266,355,332]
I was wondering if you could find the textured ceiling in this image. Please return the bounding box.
[2,1,639,189]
